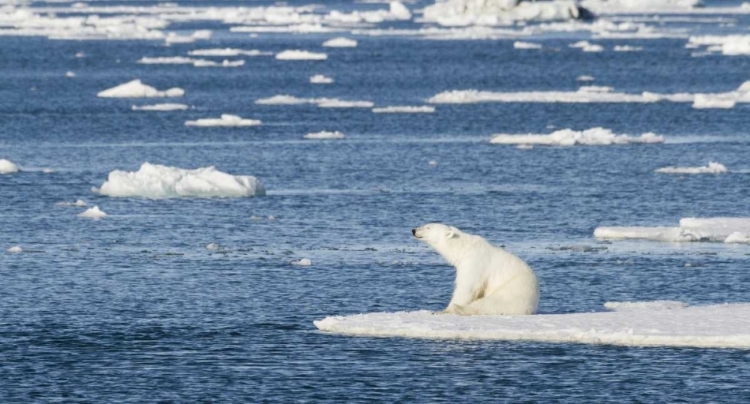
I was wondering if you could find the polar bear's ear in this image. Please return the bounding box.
[446,227,458,239]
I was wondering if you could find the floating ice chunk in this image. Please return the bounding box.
[581,0,702,11]
[137,56,197,64]
[692,95,736,109]
[490,127,664,146]
[613,45,643,52]
[56,199,87,207]
[164,30,211,44]
[255,95,311,105]
[516,144,534,150]
[97,80,184,98]
[514,41,542,49]
[275,50,328,60]
[132,103,189,111]
[595,217,750,243]
[304,131,346,139]
[323,37,358,48]
[96,162,265,198]
[317,99,374,108]
[0,159,19,174]
[655,162,728,174]
[310,74,334,84]
[725,232,750,244]
[389,1,412,20]
[570,40,603,52]
[423,0,584,25]
[193,59,245,67]
[78,206,107,219]
[65,71,76,77]
[576,75,595,81]
[687,35,750,56]
[292,258,312,266]
[75,52,86,58]
[206,243,221,251]
[188,48,271,57]
[7,246,22,254]
[604,301,689,311]
[372,105,436,113]
[314,303,750,348]
[185,114,261,127]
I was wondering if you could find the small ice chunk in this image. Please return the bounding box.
[185,114,261,127]
[193,59,245,67]
[188,48,270,57]
[78,206,107,219]
[570,41,604,52]
[692,95,736,109]
[428,160,439,166]
[276,50,328,60]
[516,144,534,150]
[96,162,265,198]
[137,56,197,64]
[304,131,346,140]
[725,232,750,244]
[55,199,87,207]
[613,45,643,52]
[0,159,19,174]
[75,52,85,58]
[323,37,358,48]
[317,99,373,108]
[490,127,664,146]
[7,246,22,254]
[206,243,221,251]
[132,103,189,111]
[310,74,334,84]
[655,162,728,174]
[97,80,184,98]
[255,95,311,105]
[514,41,542,49]
[576,75,595,81]
[372,106,435,113]
[292,258,312,266]
[65,71,76,77]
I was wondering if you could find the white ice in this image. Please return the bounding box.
[206,243,221,251]
[256,95,372,108]
[315,302,750,348]
[310,74,334,84]
[97,80,184,98]
[576,75,595,81]
[513,41,542,49]
[65,71,76,77]
[192,59,245,67]
[604,300,689,311]
[322,37,358,48]
[372,106,436,113]
[594,217,750,243]
[55,199,87,207]
[78,206,107,219]
[570,40,604,52]
[422,0,582,26]
[317,99,374,108]
[304,131,346,139]
[95,162,265,198]
[292,258,312,266]
[7,246,23,254]
[688,35,750,56]
[613,45,643,52]
[275,50,328,60]
[137,56,197,64]
[188,48,271,57]
[185,114,261,127]
[132,103,189,111]
[0,159,19,174]
[581,0,702,12]
[692,94,736,109]
[655,162,728,174]
[490,127,664,146]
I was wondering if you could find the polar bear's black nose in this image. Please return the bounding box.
[412,229,417,236]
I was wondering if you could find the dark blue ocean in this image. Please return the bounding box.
[1,0,750,401]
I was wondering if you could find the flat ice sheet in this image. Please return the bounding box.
[595,217,750,243]
[315,303,750,348]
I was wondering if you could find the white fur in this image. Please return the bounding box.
[413,223,540,316]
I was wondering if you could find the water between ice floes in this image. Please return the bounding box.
[1,0,750,401]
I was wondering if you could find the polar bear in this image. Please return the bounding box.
[413,223,539,316]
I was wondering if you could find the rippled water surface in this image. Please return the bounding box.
[1,0,750,401]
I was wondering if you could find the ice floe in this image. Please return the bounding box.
[292,258,312,266]
[188,48,271,57]
[185,114,261,127]
[164,30,211,44]
[95,162,265,198]
[275,50,328,60]
[613,45,643,51]
[7,246,22,254]
[594,217,750,243]
[310,74,334,84]
[65,71,76,77]
[97,79,184,98]
[323,37,358,48]
[655,162,728,174]
[422,0,585,26]
[490,127,664,146]
[255,95,311,105]
[55,199,87,207]
[317,99,374,108]
[206,243,221,251]
[581,0,702,13]
[513,41,542,49]
[372,105,436,113]
[132,103,189,111]
[0,159,19,174]
[604,301,689,311]
[256,95,372,108]
[137,56,196,64]
[688,35,750,56]
[78,206,107,219]
[570,40,604,52]
[692,94,736,109]
[304,131,346,139]
[192,59,245,67]
[314,302,750,348]
[576,75,595,81]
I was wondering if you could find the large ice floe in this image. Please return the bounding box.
[422,0,590,26]
[372,105,436,113]
[655,162,728,174]
[185,114,261,127]
[490,127,663,146]
[322,37,357,48]
[428,81,750,107]
[97,80,184,98]
[0,159,19,174]
[132,103,189,111]
[95,163,265,198]
[594,217,750,244]
[315,302,750,348]
[275,50,328,60]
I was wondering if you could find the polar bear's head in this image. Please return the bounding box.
[412,223,460,247]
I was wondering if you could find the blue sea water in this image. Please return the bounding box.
[1,0,750,401]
